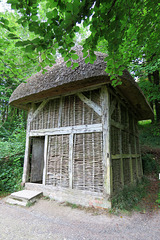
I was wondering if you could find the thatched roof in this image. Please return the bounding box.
[9,51,153,120]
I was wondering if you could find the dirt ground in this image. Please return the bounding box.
[0,197,160,240]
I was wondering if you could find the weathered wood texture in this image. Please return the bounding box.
[46,135,70,188]
[73,132,103,193]
[30,137,44,183]
[22,107,34,183]
[110,89,143,195]
[30,89,102,130]
[26,86,142,199]
[39,89,104,193]
[101,86,111,196]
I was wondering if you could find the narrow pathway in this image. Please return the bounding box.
[0,199,160,240]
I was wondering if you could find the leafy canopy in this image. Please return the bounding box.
[2,0,159,78]
[0,11,38,135]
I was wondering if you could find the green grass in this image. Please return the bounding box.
[65,202,79,209]
[0,191,10,198]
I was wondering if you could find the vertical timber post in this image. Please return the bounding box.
[43,135,49,185]
[101,86,111,198]
[118,103,124,187]
[22,105,34,184]
[69,133,74,189]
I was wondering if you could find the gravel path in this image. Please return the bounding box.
[0,198,160,240]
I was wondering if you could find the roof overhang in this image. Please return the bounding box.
[9,52,154,121]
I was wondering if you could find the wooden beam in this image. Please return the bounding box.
[43,135,48,185]
[127,110,133,184]
[69,133,74,189]
[77,92,102,116]
[22,107,34,183]
[101,86,111,197]
[31,99,49,122]
[58,97,63,128]
[29,123,103,137]
[110,98,117,116]
[112,154,141,159]
[118,103,124,187]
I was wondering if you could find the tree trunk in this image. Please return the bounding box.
[153,70,160,123]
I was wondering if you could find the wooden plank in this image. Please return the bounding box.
[127,110,133,183]
[110,98,117,116]
[31,99,49,122]
[73,95,76,125]
[52,100,56,128]
[22,107,34,183]
[43,135,48,185]
[108,87,138,120]
[112,154,141,159]
[133,118,142,178]
[108,87,127,108]
[69,133,74,189]
[29,123,103,136]
[118,103,124,186]
[82,134,85,189]
[111,119,127,130]
[58,97,63,128]
[101,86,111,197]
[77,92,102,116]
[92,132,95,191]
[30,137,44,183]
[129,144,133,183]
[47,101,51,128]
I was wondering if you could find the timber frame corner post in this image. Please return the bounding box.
[101,86,112,199]
[22,106,33,184]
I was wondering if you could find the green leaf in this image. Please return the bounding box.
[46,1,58,8]
[89,59,95,64]
[8,33,19,40]
[83,51,88,58]
[25,45,35,52]
[53,9,58,17]
[46,11,53,19]
[66,3,73,12]
[74,26,80,32]
[42,69,48,74]
[31,15,38,21]
[85,57,90,64]
[90,53,96,61]
[72,62,79,69]
[64,56,70,62]
[15,40,31,47]
[41,53,46,60]
[37,65,41,72]
[66,61,72,67]
[71,54,79,60]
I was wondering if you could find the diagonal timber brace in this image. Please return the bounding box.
[31,99,49,122]
[76,92,102,116]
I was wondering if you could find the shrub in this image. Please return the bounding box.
[0,125,26,193]
[142,153,160,175]
[111,177,149,212]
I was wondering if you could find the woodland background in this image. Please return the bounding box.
[0,0,160,211]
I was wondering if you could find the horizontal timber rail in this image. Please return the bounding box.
[29,123,103,137]
[112,154,141,160]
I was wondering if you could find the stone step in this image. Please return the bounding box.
[6,198,28,207]
[6,190,43,207]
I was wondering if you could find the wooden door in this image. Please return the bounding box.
[30,137,44,183]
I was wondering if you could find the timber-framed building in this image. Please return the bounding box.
[9,51,153,208]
